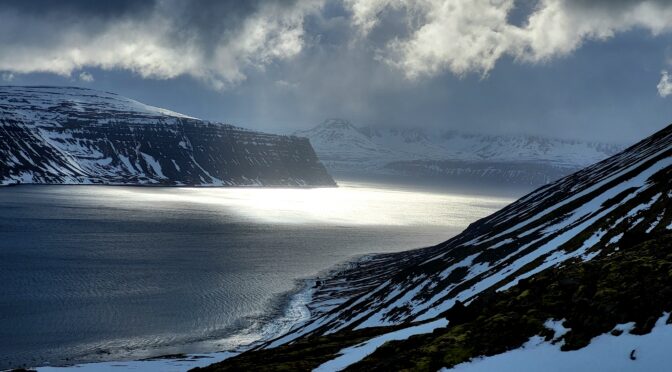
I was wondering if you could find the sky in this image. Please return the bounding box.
[1,0,672,143]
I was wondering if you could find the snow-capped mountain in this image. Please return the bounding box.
[0,86,335,186]
[295,119,623,187]
[205,123,672,370]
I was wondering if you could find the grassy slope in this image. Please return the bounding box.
[195,233,672,372]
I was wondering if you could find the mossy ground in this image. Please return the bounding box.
[196,233,672,372]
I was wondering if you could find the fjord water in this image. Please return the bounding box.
[0,182,512,369]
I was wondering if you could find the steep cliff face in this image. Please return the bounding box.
[0,86,335,187]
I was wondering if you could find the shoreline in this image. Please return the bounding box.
[24,254,374,372]
[1,181,477,371]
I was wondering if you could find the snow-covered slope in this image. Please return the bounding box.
[0,86,335,187]
[296,119,623,187]
[445,314,672,372]
[206,123,672,371]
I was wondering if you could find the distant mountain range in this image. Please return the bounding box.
[0,86,335,187]
[204,123,672,371]
[296,119,624,188]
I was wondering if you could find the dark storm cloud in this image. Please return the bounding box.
[2,0,672,143]
[2,0,671,84]
[0,0,157,49]
[163,0,307,47]
[0,0,323,85]
[0,0,155,19]
[0,0,298,29]
[0,0,315,64]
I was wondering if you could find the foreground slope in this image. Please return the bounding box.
[0,86,335,187]
[201,123,672,371]
[296,119,622,187]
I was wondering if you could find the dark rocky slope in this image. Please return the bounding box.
[0,86,335,187]
[198,123,672,370]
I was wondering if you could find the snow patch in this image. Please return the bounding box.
[444,314,672,372]
[35,352,237,372]
[314,318,448,372]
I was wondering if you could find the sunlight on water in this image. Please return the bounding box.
[0,182,514,368]
[93,182,512,227]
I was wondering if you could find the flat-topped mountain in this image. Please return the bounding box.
[204,123,672,370]
[0,86,335,187]
[296,119,623,188]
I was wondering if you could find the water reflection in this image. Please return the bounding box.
[0,182,512,369]
[89,181,511,227]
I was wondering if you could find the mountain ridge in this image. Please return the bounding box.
[296,118,625,188]
[0,86,335,187]
[202,123,672,370]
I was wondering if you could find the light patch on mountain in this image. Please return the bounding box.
[296,119,624,187]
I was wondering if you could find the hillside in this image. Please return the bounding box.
[201,123,672,371]
[0,86,335,187]
[296,119,623,187]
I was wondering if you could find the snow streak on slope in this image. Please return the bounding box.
[0,86,335,187]
[447,314,672,372]
[295,119,623,187]
[271,124,672,346]
[314,318,448,372]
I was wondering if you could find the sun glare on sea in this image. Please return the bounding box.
[93,182,512,227]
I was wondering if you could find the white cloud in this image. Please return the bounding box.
[78,71,94,82]
[1,72,14,82]
[346,0,672,78]
[344,0,394,35]
[0,0,324,90]
[657,70,672,97]
[2,0,672,90]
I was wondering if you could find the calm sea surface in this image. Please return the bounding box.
[0,181,512,369]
